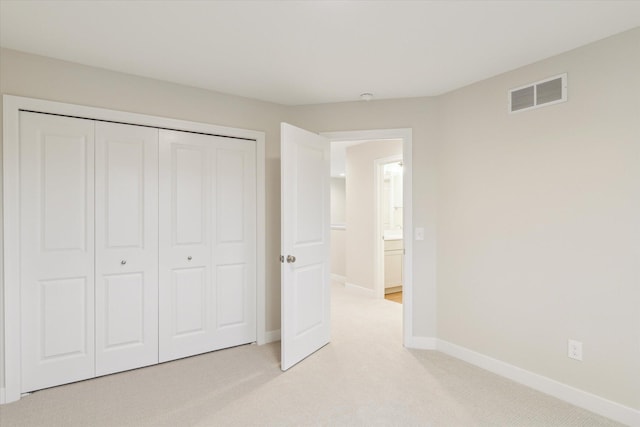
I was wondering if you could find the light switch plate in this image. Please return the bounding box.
[415,227,424,241]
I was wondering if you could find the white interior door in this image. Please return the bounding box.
[95,122,159,376]
[281,123,331,371]
[158,130,256,362]
[19,112,96,392]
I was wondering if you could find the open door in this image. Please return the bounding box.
[281,123,331,371]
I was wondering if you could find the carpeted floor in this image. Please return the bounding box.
[0,282,623,426]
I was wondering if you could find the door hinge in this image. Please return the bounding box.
[280,255,284,263]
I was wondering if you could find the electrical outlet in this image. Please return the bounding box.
[415,227,424,241]
[568,339,583,361]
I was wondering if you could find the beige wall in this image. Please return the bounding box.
[437,28,640,409]
[330,230,346,278]
[330,178,347,278]
[330,177,346,224]
[344,140,402,290]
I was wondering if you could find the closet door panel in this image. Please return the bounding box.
[95,122,158,376]
[212,142,256,347]
[174,146,206,245]
[173,267,207,335]
[39,278,89,359]
[216,149,245,242]
[159,130,213,362]
[42,136,88,250]
[20,112,95,392]
[102,273,145,345]
[159,131,256,361]
[216,264,246,327]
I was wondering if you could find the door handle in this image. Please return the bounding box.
[286,255,296,263]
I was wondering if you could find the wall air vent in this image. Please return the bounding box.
[509,73,567,113]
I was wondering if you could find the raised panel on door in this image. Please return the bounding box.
[159,130,257,362]
[212,142,256,348]
[95,122,159,376]
[19,112,95,392]
[159,130,213,362]
[173,267,207,336]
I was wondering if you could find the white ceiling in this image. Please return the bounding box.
[1,1,639,106]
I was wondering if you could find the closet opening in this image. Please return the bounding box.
[2,95,266,404]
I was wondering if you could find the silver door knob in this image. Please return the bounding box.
[187,256,192,261]
[121,260,127,265]
[286,255,296,263]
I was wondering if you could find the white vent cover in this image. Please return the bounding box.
[509,73,567,113]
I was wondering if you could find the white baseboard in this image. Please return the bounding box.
[263,329,281,344]
[344,282,376,298]
[330,274,346,284]
[0,387,5,404]
[437,340,640,427]
[404,336,437,350]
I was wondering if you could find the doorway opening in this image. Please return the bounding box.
[377,156,404,304]
[322,128,413,346]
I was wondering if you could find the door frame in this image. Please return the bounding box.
[320,128,413,347]
[1,95,267,404]
[375,154,404,299]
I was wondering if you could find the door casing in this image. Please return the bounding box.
[321,129,413,347]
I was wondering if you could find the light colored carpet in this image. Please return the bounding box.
[0,283,623,426]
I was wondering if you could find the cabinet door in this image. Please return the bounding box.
[95,122,159,376]
[384,251,403,288]
[20,112,95,392]
[384,240,404,288]
[158,130,256,362]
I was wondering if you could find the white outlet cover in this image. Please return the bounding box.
[568,339,583,361]
[415,227,425,241]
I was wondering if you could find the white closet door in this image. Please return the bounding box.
[210,138,256,349]
[158,130,256,362]
[159,130,213,362]
[20,112,96,392]
[95,122,159,376]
